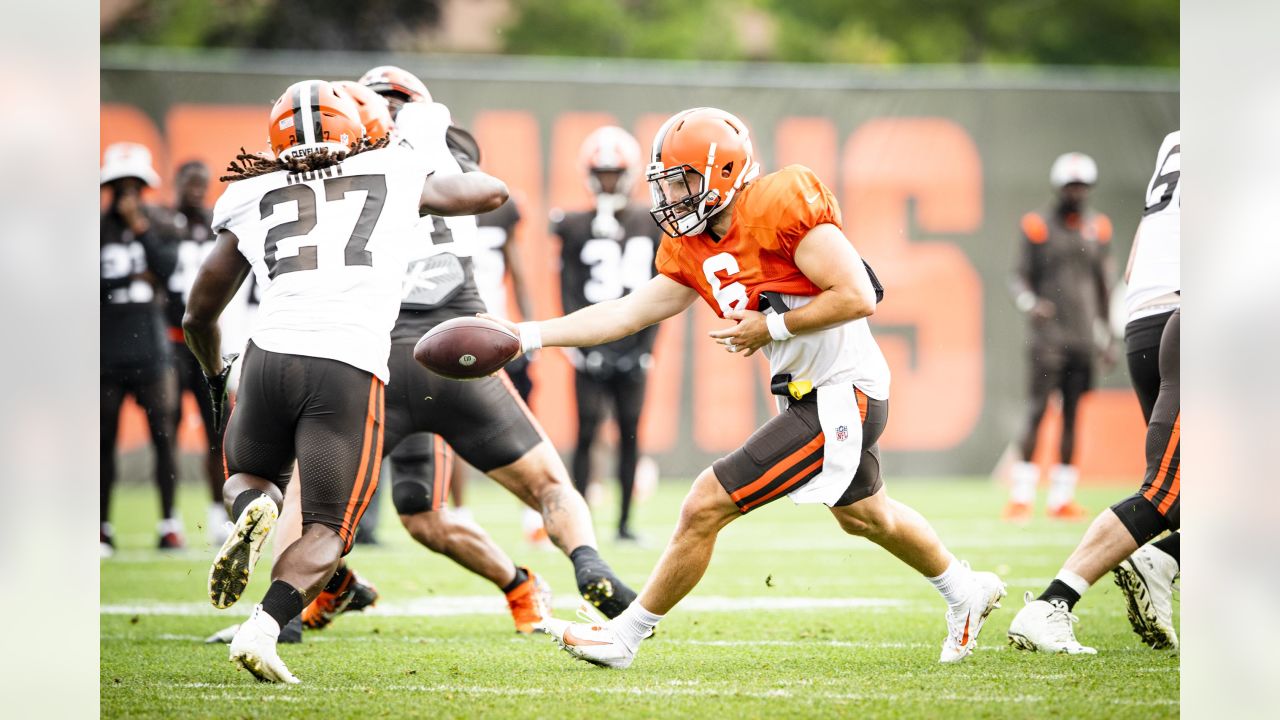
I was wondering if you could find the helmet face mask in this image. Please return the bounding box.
[646,107,759,238]
[648,163,712,237]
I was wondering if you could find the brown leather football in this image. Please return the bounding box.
[413,317,520,380]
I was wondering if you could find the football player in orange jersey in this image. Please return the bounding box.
[484,107,1006,668]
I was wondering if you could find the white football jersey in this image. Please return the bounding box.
[1126,131,1181,322]
[211,146,433,381]
[394,101,481,260]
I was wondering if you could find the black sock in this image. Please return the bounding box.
[1151,532,1180,566]
[260,580,305,629]
[1038,580,1082,611]
[230,490,269,521]
[501,567,530,595]
[570,545,602,573]
[323,562,351,594]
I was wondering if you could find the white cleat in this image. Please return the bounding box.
[228,606,300,684]
[940,570,1007,663]
[208,496,278,609]
[1113,544,1179,650]
[536,613,638,669]
[1008,591,1097,655]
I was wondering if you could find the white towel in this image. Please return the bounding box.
[788,384,863,507]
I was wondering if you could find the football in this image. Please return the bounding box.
[413,316,520,380]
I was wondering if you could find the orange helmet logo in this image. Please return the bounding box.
[358,65,432,103]
[579,126,642,196]
[268,80,365,161]
[332,80,394,144]
[646,107,760,237]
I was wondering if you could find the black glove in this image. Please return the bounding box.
[205,352,240,436]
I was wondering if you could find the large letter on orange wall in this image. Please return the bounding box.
[842,119,984,450]
[166,105,268,204]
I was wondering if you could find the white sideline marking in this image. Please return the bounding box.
[153,682,1177,706]
[102,595,910,617]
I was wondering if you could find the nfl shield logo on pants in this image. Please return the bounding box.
[836,425,848,442]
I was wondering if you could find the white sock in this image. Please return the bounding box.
[927,559,976,609]
[1046,464,1079,510]
[611,601,664,650]
[1054,569,1091,597]
[1010,461,1039,505]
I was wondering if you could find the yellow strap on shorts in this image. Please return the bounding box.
[787,380,813,400]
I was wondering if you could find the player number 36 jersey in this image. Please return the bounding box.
[211,146,433,382]
[656,165,890,399]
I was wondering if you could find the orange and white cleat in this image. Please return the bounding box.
[1002,501,1033,524]
[505,567,552,634]
[1047,501,1089,522]
[939,569,1007,663]
[538,612,637,669]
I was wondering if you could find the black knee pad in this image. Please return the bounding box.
[1110,493,1173,546]
[390,475,433,516]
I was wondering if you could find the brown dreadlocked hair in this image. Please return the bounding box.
[220,136,389,182]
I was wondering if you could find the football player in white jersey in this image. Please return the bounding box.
[182,79,508,683]
[1009,131,1181,654]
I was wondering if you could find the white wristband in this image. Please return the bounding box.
[766,312,795,341]
[516,322,543,354]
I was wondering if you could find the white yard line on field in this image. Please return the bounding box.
[102,595,913,617]
[150,681,1177,706]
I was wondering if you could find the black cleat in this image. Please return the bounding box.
[579,572,637,620]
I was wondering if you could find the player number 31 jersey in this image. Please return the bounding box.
[211,146,433,382]
[656,165,890,399]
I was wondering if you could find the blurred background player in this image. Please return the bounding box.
[100,142,181,553]
[553,126,661,543]
[162,160,231,546]
[1004,152,1115,522]
[1008,131,1180,655]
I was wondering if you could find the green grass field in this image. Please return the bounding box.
[101,475,1178,719]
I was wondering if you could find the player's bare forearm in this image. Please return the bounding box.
[780,285,873,334]
[485,274,696,353]
[421,172,509,217]
[183,230,250,376]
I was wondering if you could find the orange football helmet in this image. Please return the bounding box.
[580,126,642,195]
[646,107,760,237]
[268,80,364,160]
[358,65,432,104]
[332,80,393,144]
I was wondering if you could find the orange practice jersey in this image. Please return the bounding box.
[656,165,890,399]
[656,165,839,317]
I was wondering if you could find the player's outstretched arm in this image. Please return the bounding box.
[183,230,251,377]
[484,273,697,354]
[420,171,509,217]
